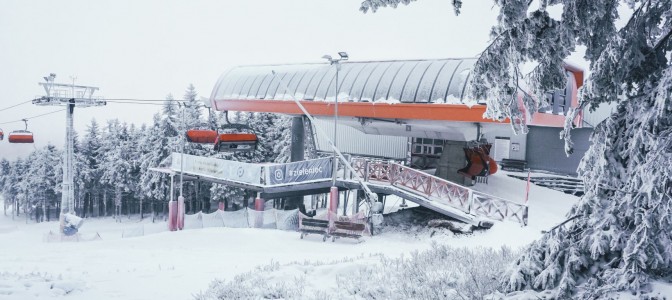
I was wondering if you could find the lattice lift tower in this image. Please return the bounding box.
[32,74,106,233]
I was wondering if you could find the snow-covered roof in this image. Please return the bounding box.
[210,58,476,104]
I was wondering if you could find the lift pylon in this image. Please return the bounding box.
[32,74,106,234]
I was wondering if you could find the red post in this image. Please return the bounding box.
[524,170,531,205]
[254,197,264,228]
[177,196,185,230]
[168,200,177,231]
[329,186,339,222]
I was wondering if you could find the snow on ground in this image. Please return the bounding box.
[0,171,580,299]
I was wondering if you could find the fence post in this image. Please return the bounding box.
[363,160,369,182]
[177,196,185,230]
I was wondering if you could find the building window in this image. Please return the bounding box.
[412,138,444,156]
[539,71,571,115]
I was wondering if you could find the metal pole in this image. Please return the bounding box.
[59,100,75,232]
[180,104,185,197]
[271,70,377,204]
[332,62,339,186]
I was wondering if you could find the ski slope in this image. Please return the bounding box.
[0,170,578,299]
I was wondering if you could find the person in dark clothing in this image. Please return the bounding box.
[298,203,316,217]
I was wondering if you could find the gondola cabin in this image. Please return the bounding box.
[186,130,218,144]
[8,130,34,143]
[0,129,4,141]
[214,133,258,152]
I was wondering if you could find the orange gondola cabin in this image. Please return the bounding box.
[8,130,34,143]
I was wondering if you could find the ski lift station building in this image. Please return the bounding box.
[209,58,597,183]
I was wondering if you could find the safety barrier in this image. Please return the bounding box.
[351,158,528,226]
[44,231,102,243]
[121,208,300,238]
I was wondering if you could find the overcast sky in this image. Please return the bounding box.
[0,0,595,160]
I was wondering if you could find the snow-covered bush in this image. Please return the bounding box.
[336,243,516,300]
[196,244,516,300]
[194,261,307,300]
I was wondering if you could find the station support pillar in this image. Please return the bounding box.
[177,196,185,230]
[328,186,339,222]
[285,116,305,210]
[254,196,264,228]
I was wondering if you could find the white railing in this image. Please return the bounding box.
[351,158,528,226]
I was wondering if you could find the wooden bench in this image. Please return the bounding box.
[500,159,528,172]
[299,218,330,242]
[329,221,366,242]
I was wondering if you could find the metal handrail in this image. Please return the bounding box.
[350,158,529,226]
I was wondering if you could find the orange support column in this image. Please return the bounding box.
[254,197,264,228]
[168,200,177,231]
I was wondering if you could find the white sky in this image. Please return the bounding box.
[0,0,594,160]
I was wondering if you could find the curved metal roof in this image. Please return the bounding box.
[210,58,477,104]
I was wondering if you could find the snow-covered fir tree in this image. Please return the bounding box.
[79,119,103,217]
[361,0,672,297]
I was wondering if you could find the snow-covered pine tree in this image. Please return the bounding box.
[99,119,134,219]
[9,158,26,218]
[125,123,144,216]
[23,145,62,222]
[0,159,10,215]
[72,130,86,216]
[361,0,672,297]
[139,113,174,219]
[80,119,103,217]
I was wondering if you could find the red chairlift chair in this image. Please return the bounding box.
[214,123,258,152]
[184,109,258,152]
[185,129,218,144]
[458,142,497,183]
[7,119,34,144]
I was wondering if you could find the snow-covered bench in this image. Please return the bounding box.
[329,221,366,242]
[500,159,527,172]
[299,218,330,242]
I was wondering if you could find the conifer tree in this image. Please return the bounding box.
[361,0,672,297]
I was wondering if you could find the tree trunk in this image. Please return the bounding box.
[103,191,108,217]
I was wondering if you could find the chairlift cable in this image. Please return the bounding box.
[0,109,66,125]
[0,100,33,113]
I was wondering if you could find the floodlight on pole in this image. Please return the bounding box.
[338,52,349,60]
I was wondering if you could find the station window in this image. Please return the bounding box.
[539,71,571,115]
[412,138,444,156]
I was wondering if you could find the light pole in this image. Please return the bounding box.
[322,52,348,221]
[322,52,348,186]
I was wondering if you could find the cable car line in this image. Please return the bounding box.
[105,100,166,106]
[0,109,66,125]
[0,100,32,113]
[104,98,189,102]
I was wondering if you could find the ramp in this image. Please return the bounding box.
[349,158,528,226]
[155,153,528,226]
